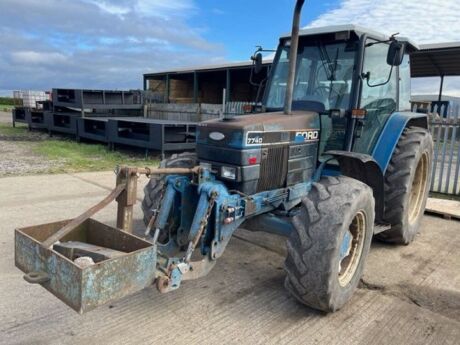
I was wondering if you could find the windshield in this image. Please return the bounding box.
[265,40,357,112]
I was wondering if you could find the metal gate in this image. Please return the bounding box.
[429,106,460,195]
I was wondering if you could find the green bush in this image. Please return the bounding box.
[0,97,15,106]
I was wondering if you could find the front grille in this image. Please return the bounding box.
[257,145,289,192]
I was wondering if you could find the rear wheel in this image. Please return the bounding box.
[377,127,433,244]
[284,176,375,312]
[141,153,197,226]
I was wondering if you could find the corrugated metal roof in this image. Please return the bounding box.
[412,42,460,77]
[144,60,272,77]
[419,42,460,50]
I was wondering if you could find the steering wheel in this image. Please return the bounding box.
[313,85,341,99]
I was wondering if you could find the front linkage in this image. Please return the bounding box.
[15,162,312,312]
[140,163,312,293]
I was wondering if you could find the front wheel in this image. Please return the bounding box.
[284,176,375,312]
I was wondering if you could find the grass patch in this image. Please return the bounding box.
[0,103,14,111]
[0,97,15,106]
[34,139,159,173]
[0,122,160,174]
[0,123,29,136]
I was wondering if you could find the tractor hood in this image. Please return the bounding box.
[197,111,320,149]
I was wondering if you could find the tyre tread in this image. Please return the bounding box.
[284,176,375,312]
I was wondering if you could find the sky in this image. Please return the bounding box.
[1,0,460,96]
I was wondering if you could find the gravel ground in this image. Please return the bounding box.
[0,172,459,345]
[0,140,64,176]
[1,110,458,344]
[0,111,65,176]
[0,110,11,123]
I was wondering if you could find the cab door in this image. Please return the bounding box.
[353,39,398,154]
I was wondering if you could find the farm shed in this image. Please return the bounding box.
[143,60,272,105]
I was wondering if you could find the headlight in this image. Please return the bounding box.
[221,166,236,180]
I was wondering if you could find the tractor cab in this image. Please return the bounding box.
[260,24,418,157]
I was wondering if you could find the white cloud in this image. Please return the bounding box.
[135,0,196,18]
[10,51,67,64]
[0,0,224,91]
[307,0,460,43]
[84,0,131,16]
[306,0,460,97]
[83,0,196,19]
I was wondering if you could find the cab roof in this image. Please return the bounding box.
[281,24,419,51]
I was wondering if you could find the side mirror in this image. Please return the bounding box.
[252,52,263,74]
[387,41,405,66]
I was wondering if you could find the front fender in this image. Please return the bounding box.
[372,112,428,173]
[324,150,384,222]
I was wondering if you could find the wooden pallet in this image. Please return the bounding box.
[425,198,460,220]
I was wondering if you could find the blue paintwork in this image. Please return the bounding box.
[246,213,295,237]
[188,182,228,242]
[169,266,183,289]
[321,166,341,177]
[156,181,177,230]
[339,230,352,261]
[152,165,313,288]
[320,112,427,177]
[371,111,427,173]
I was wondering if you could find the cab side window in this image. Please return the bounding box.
[399,54,411,111]
[353,40,398,154]
[361,42,397,110]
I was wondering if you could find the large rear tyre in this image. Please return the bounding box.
[377,127,433,244]
[284,176,375,312]
[141,153,197,225]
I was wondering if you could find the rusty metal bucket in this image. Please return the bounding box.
[15,218,157,313]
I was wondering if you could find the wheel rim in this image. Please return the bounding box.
[338,211,366,287]
[408,152,429,225]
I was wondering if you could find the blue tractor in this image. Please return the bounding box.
[15,0,433,313]
[140,1,433,312]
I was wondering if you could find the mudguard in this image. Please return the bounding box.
[372,112,428,173]
[325,150,384,222]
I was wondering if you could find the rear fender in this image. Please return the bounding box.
[322,112,427,222]
[372,112,428,173]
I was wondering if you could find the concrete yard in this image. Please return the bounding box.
[0,172,459,345]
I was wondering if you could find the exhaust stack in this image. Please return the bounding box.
[284,0,305,115]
